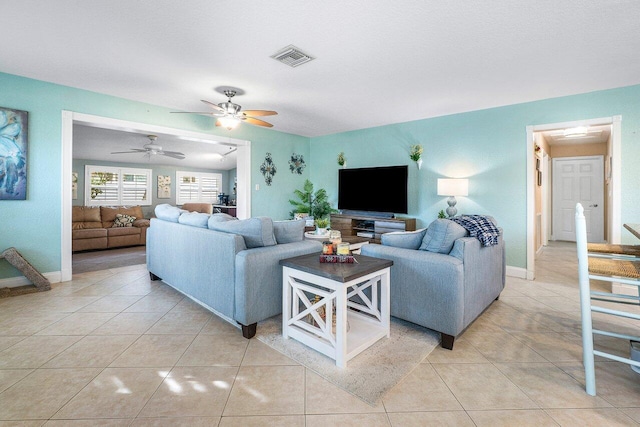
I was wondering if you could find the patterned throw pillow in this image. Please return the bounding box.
[112,213,136,227]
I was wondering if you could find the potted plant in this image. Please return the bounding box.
[315,217,330,235]
[410,144,423,169]
[289,179,337,221]
[337,152,346,168]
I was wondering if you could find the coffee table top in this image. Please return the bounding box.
[280,253,392,283]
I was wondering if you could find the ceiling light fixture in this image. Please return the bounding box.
[563,126,589,137]
[217,116,240,130]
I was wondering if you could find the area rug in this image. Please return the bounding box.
[256,315,440,405]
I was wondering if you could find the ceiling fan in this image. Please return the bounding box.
[110,135,185,160]
[172,89,277,130]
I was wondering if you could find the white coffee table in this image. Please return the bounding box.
[280,253,392,368]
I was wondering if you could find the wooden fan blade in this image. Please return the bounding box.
[110,149,146,154]
[243,117,273,128]
[162,153,185,159]
[162,150,185,156]
[241,110,278,117]
[201,100,225,113]
[170,111,216,114]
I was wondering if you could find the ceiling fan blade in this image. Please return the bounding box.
[243,117,274,128]
[110,149,147,154]
[170,111,217,114]
[161,152,185,159]
[161,150,185,156]
[201,99,226,113]
[241,110,278,117]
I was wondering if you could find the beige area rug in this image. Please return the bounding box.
[256,315,440,405]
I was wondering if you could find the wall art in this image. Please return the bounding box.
[72,172,78,200]
[157,175,171,198]
[0,107,28,200]
[260,152,277,186]
[288,153,306,174]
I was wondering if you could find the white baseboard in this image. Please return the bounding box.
[0,271,61,288]
[506,265,528,279]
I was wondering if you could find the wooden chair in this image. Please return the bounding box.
[575,203,640,395]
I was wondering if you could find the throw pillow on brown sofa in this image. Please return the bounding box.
[112,213,136,227]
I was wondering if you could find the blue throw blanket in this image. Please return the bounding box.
[451,215,500,247]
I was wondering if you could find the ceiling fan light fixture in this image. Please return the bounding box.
[218,116,240,130]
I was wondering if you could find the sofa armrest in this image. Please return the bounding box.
[133,218,150,228]
[234,240,322,325]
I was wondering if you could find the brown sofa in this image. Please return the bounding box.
[72,206,150,252]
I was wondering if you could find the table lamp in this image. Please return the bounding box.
[437,178,469,218]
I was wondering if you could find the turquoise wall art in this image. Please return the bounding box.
[0,107,28,200]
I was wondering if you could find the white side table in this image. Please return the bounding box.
[280,253,392,368]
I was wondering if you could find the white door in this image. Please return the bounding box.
[552,156,604,242]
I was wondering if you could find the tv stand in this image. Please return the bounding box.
[339,210,395,219]
[330,213,416,244]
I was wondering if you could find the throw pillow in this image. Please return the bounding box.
[381,228,427,250]
[154,204,185,223]
[273,219,305,244]
[419,219,468,254]
[178,211,210,229]
[207,217,277,248]
[207,213,237,228]
[112,213,136,228]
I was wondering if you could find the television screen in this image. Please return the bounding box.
[338,165,408,214]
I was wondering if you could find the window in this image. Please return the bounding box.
[85,165,152,206]
[176,171,222,205]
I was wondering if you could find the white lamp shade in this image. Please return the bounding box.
[437,178,469,196]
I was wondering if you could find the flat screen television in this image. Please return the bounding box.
[338,165,408,215]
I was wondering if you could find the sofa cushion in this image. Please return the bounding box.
[72,228,108,239]
[381,228,427,250]
[207,213,237,228]
[207,217,277,248]
[107,227,141,237]
[178,211,210,228]
[155,204,185,222]
[112,213,136,227]
[101,206,144,227]
[273,219,305,244]
[133,218,150,228]
[419,219,468,254]
[72,206,102,230]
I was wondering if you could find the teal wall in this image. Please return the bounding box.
[72,158,231,217]
[310,84,640,268]
[0,72,309,279]
[1,68,639,279]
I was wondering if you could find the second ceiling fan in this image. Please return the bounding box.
[173,90,277,130]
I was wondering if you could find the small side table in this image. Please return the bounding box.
[280,253,392,368]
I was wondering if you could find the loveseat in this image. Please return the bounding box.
[72,206,150,252]
[146,204,322,338]
[361,217,505,349]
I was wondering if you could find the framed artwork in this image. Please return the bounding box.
[0,107,28,200]
[157,175,171,198]
[72,172,78,200]
[537,170,542,186]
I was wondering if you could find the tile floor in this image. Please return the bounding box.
[0,241,639,426]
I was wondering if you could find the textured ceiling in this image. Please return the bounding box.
[2,1,640,137]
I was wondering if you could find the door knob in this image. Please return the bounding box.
[589,204,598,207]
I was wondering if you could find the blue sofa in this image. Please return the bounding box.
[361,217,505,349]
[146,205,322,338]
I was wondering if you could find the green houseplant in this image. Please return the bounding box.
[289,179,336,220]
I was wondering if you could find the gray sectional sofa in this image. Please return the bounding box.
[146,204,322,338]
[361,217,505,349]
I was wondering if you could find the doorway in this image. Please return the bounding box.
[551,156,605,243]
[525,116,621,280]
[61,112,252,282]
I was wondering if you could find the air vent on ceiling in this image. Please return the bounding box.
[270,45,314,68]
